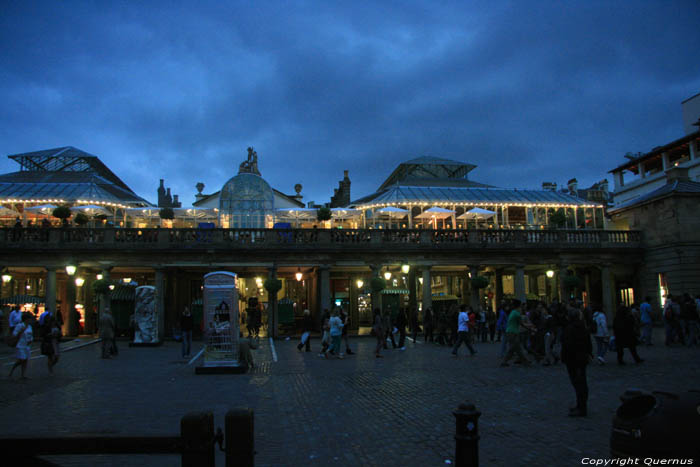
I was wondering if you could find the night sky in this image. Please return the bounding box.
[1,1,699,206]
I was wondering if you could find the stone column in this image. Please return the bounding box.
[370,265,382,313]
[600,264,615,323]
[461,274,469,306]
[662,151,669,170]
[514,265,526,304]
[468,265,480,309]
[408,267,417,311]
[155,268,165,342]
[45,267,57,314]
[690,141,698,160]
[494,268,503,309]
[557,262,568,301]
[319,265,331,314]
[66,277,78,337]
[421,267,432,312]
[99,268,112,328]
[349,278,359,331]
[267,266,279,338]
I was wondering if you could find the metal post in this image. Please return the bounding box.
[181,411,215,467]
[225,408,255,467]
[454,402,481,467]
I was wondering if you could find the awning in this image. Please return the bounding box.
[71,204,112,216]
[330,208,362,220]
[172,207,218,219]
[24,204,57,215]
[431,294,459,301]
[457,207,496,220]
[415,206,455,219]
[376,206,408,219]
[110,285,136,301]
[274,208,317,220]
[0,294,45,305]
[382,289,409,294]
[0,206,20,217]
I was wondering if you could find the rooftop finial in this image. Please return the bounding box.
[238,147,261,176]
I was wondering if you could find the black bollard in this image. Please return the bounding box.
[453,401,481,467]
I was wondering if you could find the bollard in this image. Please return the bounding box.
[181,411,215,467]
[453,402,481,467]
[225,408,255,467]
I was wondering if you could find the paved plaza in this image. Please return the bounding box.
[0,332,698,466]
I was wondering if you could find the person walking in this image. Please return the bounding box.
[423,307,434,343]
[591,307,609,364]
[181,306,193,358]
[639,297,653,346]
[9,306,22,336]
[478,307,488,343]
[324,308,344,359]
[680,293,698,347]
[561,308,593,417]
[383,306,397,349]
[613,306,643,365]
[372,308,384,358]
[541,308,556,366]
[297,309,313,352]
[409,307,420,343]
[9,313,33,379]
[451,305,477,357]
[486,306,496,342]
[396,307,408,350]
[40,311,61,374]
[501,300,530,367]
[99,307,116,359]
[318,309,331,357]
[339,308,354,355]
[496,304,507,343]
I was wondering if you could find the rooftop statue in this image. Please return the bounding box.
[238,147,261,176]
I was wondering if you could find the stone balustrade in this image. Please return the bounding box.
[0,227,642,251]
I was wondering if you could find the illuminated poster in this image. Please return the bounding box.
[202,271,239,367]
[133,286,158,344]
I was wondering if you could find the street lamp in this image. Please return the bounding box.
[1,274,11,283]
[383,271,392,281]
[109,284,115,290]
[66,265,76,276]
[356,279,364,289]
[546,270,555,278]
[96,273,104,280]
[295,268,303,282]
[122,277,132,284]
[75,277,85,287]
[401,264,410,274]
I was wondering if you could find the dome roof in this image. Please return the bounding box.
[220,173,274,203]
[219,173,274,228]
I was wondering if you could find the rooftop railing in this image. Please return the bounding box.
[0,227,642,249]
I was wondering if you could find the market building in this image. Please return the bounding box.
[1,148,641,339]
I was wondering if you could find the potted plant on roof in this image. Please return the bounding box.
[548,209,567,229]
[317,206,332,228]
[52,205,72,227]
[74,212,89,227]
[159,207,174,228]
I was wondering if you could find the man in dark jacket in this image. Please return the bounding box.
[561,307,593,417]
[613,306,643,365]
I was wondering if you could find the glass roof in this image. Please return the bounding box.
[352,185,601,208]
[0,171,150,205]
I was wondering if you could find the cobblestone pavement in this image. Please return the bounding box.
[0,332,698,466]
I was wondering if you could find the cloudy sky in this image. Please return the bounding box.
[1,1,699,206]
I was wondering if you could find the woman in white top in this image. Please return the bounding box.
[592,308,609,364]
[9,313,33,379]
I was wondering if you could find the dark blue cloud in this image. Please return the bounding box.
[1,0,698,205]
